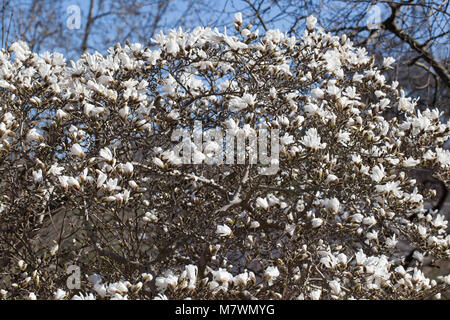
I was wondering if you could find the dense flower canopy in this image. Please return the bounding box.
[0,14,449,300]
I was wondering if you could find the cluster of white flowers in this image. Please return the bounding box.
[0,14,448,300]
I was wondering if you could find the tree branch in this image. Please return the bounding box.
[81,0,95,53]
[381,2,450,88]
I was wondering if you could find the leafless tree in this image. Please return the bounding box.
[0,0,201,59]
[2,1,447,113]
[0,16,449,299]
[223,0,449,114]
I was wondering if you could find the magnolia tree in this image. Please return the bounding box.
[0,14,449,300]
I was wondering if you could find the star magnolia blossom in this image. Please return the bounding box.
[0,14,448,300]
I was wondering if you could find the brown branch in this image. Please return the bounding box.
[82,201,151,273]
[81,0,95,53]
[245,0,268,32]
[381,2,450,88]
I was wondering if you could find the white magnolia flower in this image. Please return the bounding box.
[56,109,69,121]
[324,51,341,73]
[33,169,43,183]
[270,87,277,98]
[337,253,348,266]
[398,90,415,113]
[311,218,323,228]
[326,174,339,184]
[337,131,351,146]
[119,105,129,119]
[304,103,319,117]
[153,157,165,168]
[228,96,248,112]
[352,154,362,164]
[309,289,321,300]
[184,264,198,289]
[96,171,107,188]
[256,197,269,210]
[370,164,385,183]
[306,15,318,31]
[58,176,69,189]
[72,293,96,300]
[67,176,80,189]
[242,93,257,106]
[382,57,395,69]
[280,133,294,145]
[324,198,340,214]
[443,275,450,285]
[99,147,114,162]
[84,103,95,116]
[50,244,59,256]
[374,90,385,98]
[88,273,102,285]
[351,214,364,223]
[379,98,390,109]
[432,214,447,228]
[436,148,450,167]
[386,157,400,165]
[402,157,420,167]
[267,194,280,206]
[18,260,26,270]
[112,190,126,203]
[143,211,158,222]
[153,293,168,300]
[264,266,280,285]
[54,289,66,300]
[250,221,260,229]
[385,234,398,248]
[155,274,179,292]
[360,164,370,175]
[376,181,403,198]
[210,268,233,285]
[142,273,153,283]
[233,272,249,287]
[105,178,120,192]
[106,281,129,295]
[93,283,107,298]
[366,230,378,242]
[423,150,436,161]
[167,110,180,120]
[79,167,92,183]
[71,143,85,158]
[216,224,232,237]
[166,37,180,56]
[355,249,367,265]
[123,163,134,176]
[395,265,406,276]
[311,88,324,99]
[234,12,243,25]
[301,128,326,150]
[26,128,43,143]
[329,280,341,295]
[362,216,377,226]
